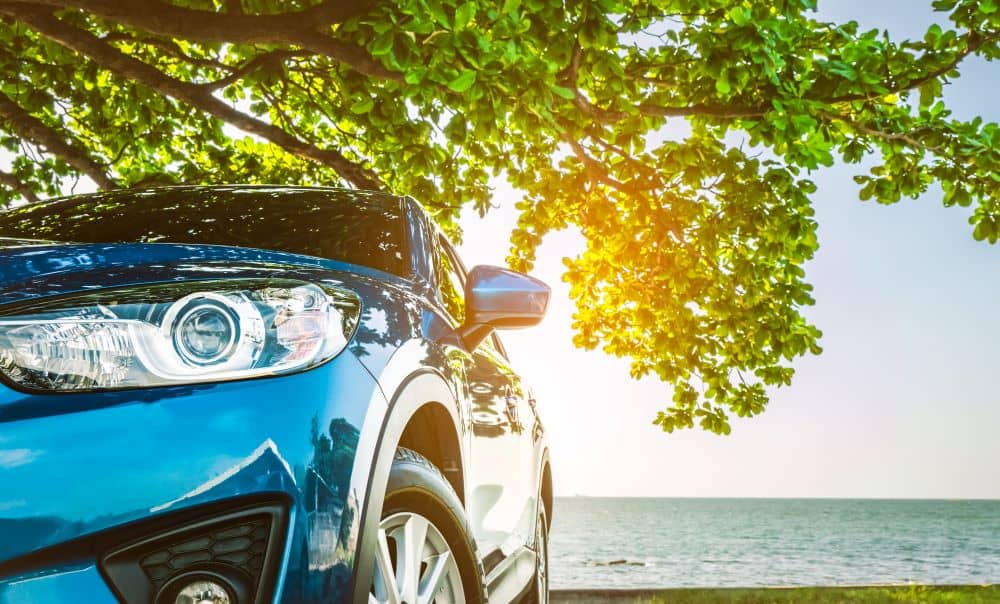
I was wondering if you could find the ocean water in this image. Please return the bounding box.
[548,497,1000,589]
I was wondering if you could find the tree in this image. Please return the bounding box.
[1,0,998,434]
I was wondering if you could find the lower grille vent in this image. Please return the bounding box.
[139,515,270,590]
[101,502,286,604]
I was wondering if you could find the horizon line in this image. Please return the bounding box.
[555,495,1000,501]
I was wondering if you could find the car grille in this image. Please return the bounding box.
[138,514,270,591]
[101,502,287,604]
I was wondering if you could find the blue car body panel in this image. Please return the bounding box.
[0,187,550,604]
[0,563,119,604]
[0,243,410,602]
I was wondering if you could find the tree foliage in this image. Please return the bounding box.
[1,0,998,433]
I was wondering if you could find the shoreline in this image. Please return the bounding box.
[550,585,1000,603]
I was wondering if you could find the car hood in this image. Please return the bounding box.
[0,241,382,306]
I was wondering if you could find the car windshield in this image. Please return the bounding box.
[0,186,410,276]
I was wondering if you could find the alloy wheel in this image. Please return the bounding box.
[534,511,549,604]
[370,512,465,604]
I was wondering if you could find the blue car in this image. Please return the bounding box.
[0,186,552,604]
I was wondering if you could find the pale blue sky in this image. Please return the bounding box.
[458,0,1000,499]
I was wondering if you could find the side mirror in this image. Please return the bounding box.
[460,265,550,349]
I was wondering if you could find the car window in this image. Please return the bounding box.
[436,236,466,326]
[0,187,411,277]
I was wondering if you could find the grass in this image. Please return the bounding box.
[651,585,1000,603]
[551,585,1000,603]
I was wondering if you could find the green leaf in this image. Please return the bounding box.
[350,97,374,114]
[404,67,427,85]
[551,85,576,99]
[919,79,940,108]
[729,6,752,26]
[973,220,989,241]
[925,23,943,43]
[370,31,394,57]
[454,2,476,29]
[715,69,731,95]
[425,0,451,27]
[447,70,477,92]
[826,61,856,81]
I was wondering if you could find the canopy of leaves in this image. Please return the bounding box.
[1,0,998,434]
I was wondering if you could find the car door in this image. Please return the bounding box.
[432,237,536,570]
[467,335,536,562]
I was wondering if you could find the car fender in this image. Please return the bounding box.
[349,343,479,604]
[534,445,552,530]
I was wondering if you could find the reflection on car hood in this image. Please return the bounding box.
[0,241,372,306]
[0,236,59,248]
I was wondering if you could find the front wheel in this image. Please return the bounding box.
[527,506,549,604]
[370,448,484,604]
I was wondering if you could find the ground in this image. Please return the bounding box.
[550,586,1000,603]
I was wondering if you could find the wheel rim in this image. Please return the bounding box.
[370,512,465,604]
[536,512,548,604]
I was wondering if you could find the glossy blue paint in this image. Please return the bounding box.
[465,265,551,328]
[0,242,408,306]
[0,563,118,604]
[0,186,550,604]
[0,243,405,603]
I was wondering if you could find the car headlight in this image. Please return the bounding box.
[0,279,360,392]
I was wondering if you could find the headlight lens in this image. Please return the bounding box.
[0,279,360,391]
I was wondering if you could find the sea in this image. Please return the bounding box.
[548,497,1000,589]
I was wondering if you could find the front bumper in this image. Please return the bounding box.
[0,351,385,603]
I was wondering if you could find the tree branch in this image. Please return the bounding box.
[202,50,308,91]
[563,133,623,188]
[0,0,398,81]
[101,31,230,70]
[8,7,383,189]
[638,102,768,119]
[618,31,1000,123]
[824,111,958,167]
[101,34,313,91]
[0,90,115,188]
[847,121,930,149]
[10,0,372,41]
[822,30,1000,106]
[0,168,40,202]
[291,29,403,83]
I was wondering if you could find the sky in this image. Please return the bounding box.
[457,0,1000,499]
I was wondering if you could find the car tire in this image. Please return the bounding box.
[370,447,485,604]
[525,505,549,604]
